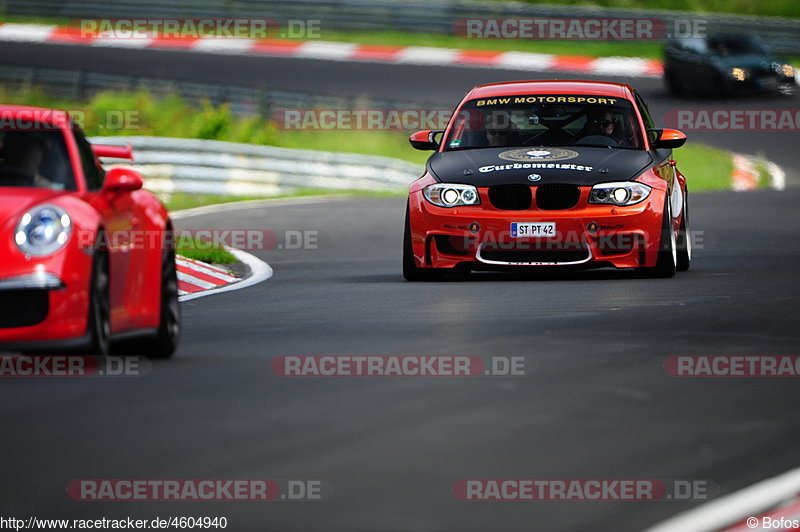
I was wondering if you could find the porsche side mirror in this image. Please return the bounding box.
[409,130,443,151]
[650,128,687,149]
[102,167,143,193]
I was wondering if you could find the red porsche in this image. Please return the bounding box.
[0,105,180,357]
[404,80,691,280]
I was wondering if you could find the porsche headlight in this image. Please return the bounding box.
[782,64,794,78]
[589,182,651,206]
[15,204,72,256]
[730,67,747,81]
[423,184,480,208]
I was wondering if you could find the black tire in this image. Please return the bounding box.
[664,68,684,97]
[640,197,677,278]
[87,249,111,357]
[113,243,181,359]
[144,245,181,358]
[676,190,691,272]
[402,204,444,282]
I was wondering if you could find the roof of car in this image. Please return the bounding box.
[464,80,634,101]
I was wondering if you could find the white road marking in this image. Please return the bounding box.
[644,466,800,532]
[0,23,56,42]
[176,258,238,282]
[395,46,460,65]
[177,271,217,290]
[295,41,358,60]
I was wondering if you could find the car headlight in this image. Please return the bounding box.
[730,67,747,81]
[15,204,72,257]
[589,182,651,206]
[782,64,795,78]
[423,184,480,208]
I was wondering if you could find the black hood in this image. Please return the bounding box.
[427,147,656,187]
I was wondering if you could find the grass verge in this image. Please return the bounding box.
[677,143,734,191]
[176,236,237,264]
[0,87,431,165]
[164,189,404,212]
[472,0,799,19]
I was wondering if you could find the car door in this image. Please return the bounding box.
[74,129,145,333]
[681,39,714,91]
[635,92,678,203]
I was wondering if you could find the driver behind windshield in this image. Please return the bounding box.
[0,131,72,189]
[484,111,520,147]
[577,109,621,144]
[445,97,642,150]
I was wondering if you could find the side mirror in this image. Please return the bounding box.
[409,130,443,151]
[650,128,687,149]
[102,167,143,193]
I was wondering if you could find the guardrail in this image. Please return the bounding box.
[90,136,421,196]
[2,0,799,54]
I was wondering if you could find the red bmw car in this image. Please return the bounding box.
[0,105,180,357]
[403,80,690,280]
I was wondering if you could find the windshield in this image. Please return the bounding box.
[0,126,76,190]
[444,95,644,151]
[708,35,768,56]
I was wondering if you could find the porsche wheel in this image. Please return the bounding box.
[676,192,691,272]
[113,244,181,358]
[145,245,181,358]
[87,249,111,357]
[403,205,444,282]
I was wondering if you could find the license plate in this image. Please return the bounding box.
[511,222,556,238]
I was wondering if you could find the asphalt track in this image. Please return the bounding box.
[2,42,800,531]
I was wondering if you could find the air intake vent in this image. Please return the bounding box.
[489,185,532,210]
[535,184,581,210]
[479,247,590,264]
[0,290,48,328]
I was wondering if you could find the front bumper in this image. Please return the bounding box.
[0,257,92,345]
[724,73,794,95]
[408,187,666,271]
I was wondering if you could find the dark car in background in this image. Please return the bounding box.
[664,34,795,97]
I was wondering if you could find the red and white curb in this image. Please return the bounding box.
[645,466,800,532]
[0,23,662,77]
[731,153,786,191]
[177,256,238,296]
[176,249,272,302]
